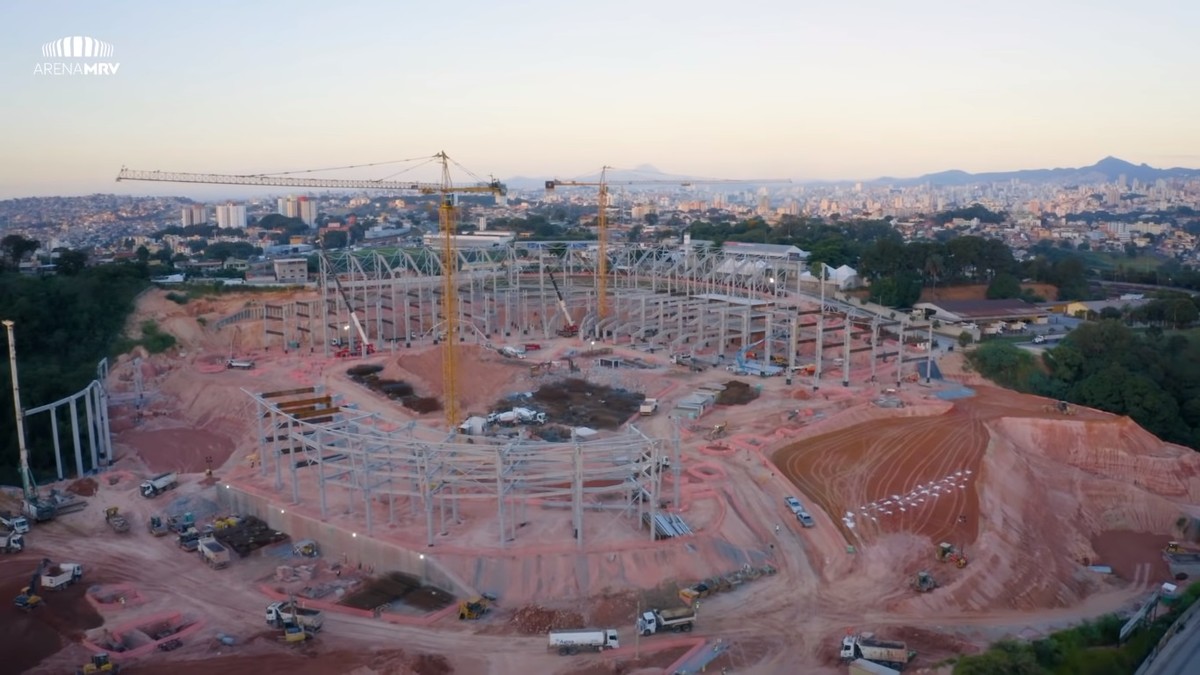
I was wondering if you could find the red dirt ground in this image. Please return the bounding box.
[0,558,103,674]
[119,427,236,473]
[1090,531,1174,584]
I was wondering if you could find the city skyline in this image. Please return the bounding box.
[2,0,1198,199]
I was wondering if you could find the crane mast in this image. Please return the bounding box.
[545,173,790,334]
[116,152,505,432]
[545,268,578,338]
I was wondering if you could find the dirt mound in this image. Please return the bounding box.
[716,380,759,406]
[118,427,235,474]
[68,476,99,496]
[509,605,585,634]
[388,344,521,412]
[411,654,453,675]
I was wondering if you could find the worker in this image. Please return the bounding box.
[774,524,781,535]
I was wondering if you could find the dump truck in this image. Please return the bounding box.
[636,606,696,636]
[147,515,171,537]
[840,633,915,670]
[548,628,620,655]
[42,562,84,591]
[198,535,231,569]
[0,512,30,534]
[266,601,324,632]
[140,472,178,498]
[177,527,202,552]
[0,531,25,553]
[105,507,130,533]
[639,398,659,415]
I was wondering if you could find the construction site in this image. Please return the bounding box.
[4,163,1200,674]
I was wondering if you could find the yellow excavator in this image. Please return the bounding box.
[77,653,119,674]
[936,542,968,569]
[458,593,496,620]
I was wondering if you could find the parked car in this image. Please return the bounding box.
[784,496,804,515]
[796,510,815,528]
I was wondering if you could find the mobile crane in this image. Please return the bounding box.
[3,320,57,523]
[545,268,578,338]
[545,171,790,321]
[116,152,506,431]
[324,254,374,358]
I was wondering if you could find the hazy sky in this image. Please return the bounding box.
[1,0,1198,198]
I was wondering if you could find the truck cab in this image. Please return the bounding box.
[0,513,29,534]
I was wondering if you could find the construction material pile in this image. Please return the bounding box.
[528,378,643,429]
[347,363,441,413]
[677,563,777,605]
[213,515,288,557]
[509,605,585,634]
[715,381,759,406]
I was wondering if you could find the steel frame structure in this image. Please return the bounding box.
[248,386,670,549]
[22,358,114,479]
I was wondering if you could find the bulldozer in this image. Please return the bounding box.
[1042,400,1076,415]
[911,570,938,592]
[936,542,968,569]
[458,595,492,620]
[77,653,119,674]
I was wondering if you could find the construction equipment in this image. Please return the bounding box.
[545,171,789,321]
[15,559,47,610]
[546,267,578,337]
[280,621,312,643]
[292,539,319,557]
[705,422,728,441]
[147,515,170,537]
[548,628,620,655]
[911,570,938,592]
[458,596,491,620]
[636,606,696,636]
[42,561,84,590]
[140,472,178,498]
[168,512,196,533]
[0,531,25,553]
[104,507,130,533]
[177,527,202,552]
[116,153,507,433]
[936,542,968,568]
[4,321,58,524]
[326,253,374,359]
[225,325,255,369]
[0,512,29,534]
[267,600,324,632]
[1042,399,1077,415]
[198,535,231,569]
[76,652,119,675]
[639,398,659,416]
[840,632,916,670]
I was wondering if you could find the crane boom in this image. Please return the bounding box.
[545,174,791,323]
[324,255,371,357]
[117,168,502,194]
[545,268,578,338]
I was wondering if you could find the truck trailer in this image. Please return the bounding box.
[840,633,915,670]
[198,536,231,569]
[140,472,178,498]
[547,628,620,655]
[266,601,324,632]
[636,606,696,636]
[41,563,84,591]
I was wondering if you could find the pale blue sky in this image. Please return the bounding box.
[1,0,1197,198]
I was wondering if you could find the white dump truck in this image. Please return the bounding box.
[636,606,696,636]
[0,531,24,553]
[548,628,620,655]
[140,472,178,498]
[266,601,324,632]
[639,398,659,415]
[0,512,30,534]
[41,562,84,590]
[198,535,231,569]
[840,633,914,670]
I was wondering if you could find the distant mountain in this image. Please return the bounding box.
[871,156,1200,187]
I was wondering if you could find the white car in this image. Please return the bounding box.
[784,496,804,515]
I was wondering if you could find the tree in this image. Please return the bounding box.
[54,249,89,276]
[986,273,1021,299]
[135,245,150,263]
[958,331,974,348]
[1,234,40,267]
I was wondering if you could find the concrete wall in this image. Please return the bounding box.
[217,485,473,598]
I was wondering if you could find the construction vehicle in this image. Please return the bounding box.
[1,531,25,553]
[457,595,492,620]
[76,652,119,674]
[198,535,231,569]
[936,542,968,568]
[705,422,728,441]
[177,527,202,552]
[5,320,60,524]
[280,621,312,643]
[147,515,171,536]
[213,515,242,530]
[266,600,324,632]
[547,628,620,655]
[140,472,178,498]
[293,539,319,557]
[639,398,659,416]
[0,512,30,534]
[1042,399,1076,415]
[168,512,196,533]
[487,407,547,426]
[226,358,255,369]
[334,341,377,358]
[546,268,579,338]
[840,632,916,670]
[636,606,696,636]
[911,570,938,593]
[42,562,84,590]
[105,507,130,533]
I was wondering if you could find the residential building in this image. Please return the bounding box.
[215,203,247,229]
[272,258,309,284]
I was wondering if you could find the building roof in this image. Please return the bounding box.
[721,242,810,259]
[917,298,1046,320]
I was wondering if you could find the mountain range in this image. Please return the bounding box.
[503,157,1200,191]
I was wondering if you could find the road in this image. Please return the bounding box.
[1138,602,1200,675]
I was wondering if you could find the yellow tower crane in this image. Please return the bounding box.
[116,152,505,430]
[545,171,790,325]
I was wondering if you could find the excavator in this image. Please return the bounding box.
[546,268,578,338]
[14,559,47,610]
[457,594,495,620]
[936,542,968,569]
[77,653,119,674]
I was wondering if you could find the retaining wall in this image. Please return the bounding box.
[217,484,474,598]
